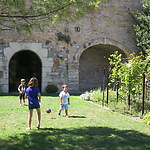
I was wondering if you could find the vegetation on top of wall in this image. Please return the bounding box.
[56,32,71,44]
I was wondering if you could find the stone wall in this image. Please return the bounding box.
[0,0,141,93]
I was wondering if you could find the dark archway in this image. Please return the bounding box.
[9,50,42,92]
[79,44,126,92]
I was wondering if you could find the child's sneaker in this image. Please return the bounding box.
[36,125,40,129]
[66,115,69,118]
[58,112,60,116]
[26,127,31,130]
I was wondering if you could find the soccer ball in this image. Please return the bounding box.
[46,108,51,113]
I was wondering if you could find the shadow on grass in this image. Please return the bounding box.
[41,93,81,97]
[69,116,86,118]
[0,127,150,150]
[0,93,18,96]
[0,92,81,97]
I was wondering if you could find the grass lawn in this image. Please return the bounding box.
[0,95,150,150]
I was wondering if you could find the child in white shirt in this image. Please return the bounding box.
[58,84,70,117]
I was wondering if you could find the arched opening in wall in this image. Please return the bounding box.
[79,44,126,92]
[9,50,42,92]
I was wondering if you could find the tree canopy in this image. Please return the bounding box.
[133,0,150,56]
[0,0,103,33]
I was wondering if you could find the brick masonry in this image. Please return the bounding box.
[0,0,141,93]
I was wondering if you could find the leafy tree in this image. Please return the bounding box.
[109,52,150,110]
[108,51,122,101]
[0,0,104,33]
[133,0,150,56]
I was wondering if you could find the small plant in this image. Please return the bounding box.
[79,91,92,101]
[45,84,58,94]
[80,88,150,117]
[90,89,103,104]
[143,112,150,125]
[56,32,71,44]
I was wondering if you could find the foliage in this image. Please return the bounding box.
[108,0,150,114]
[79,91,93,101]
[45,84,58,94]
[143,112,150,125]
[56,32,71,44]
[91,88,103,103]
[108,51,123,88]
[108,1,150,112]
[133,0,150,56]
[80,89,150,117]
[108,51,150,103]
[0,0,103,33]
[80,88,105,103]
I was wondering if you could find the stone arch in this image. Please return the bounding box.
[74,38,130,61]
[68,38,128,92]
[4,42,48,93]
[9,50,42,92]
[79,44,126,92]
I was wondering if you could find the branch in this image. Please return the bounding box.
[0,2,73,18]
[0,22,14,30]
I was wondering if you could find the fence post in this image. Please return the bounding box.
[102,68,106,107]
[106,75,109,104]
[142,73,146,115]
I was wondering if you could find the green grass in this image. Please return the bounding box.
[0,95,150,150]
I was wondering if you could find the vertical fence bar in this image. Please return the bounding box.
[106,76,109,104]
[128,92,131,110]
[102,68,106,107]
[142,73,146,115]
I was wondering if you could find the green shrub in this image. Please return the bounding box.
[90,89,103,104]
[80,88,150,117]
[143,112,150,125]
[45,84,58,94]
[79,91,92,101]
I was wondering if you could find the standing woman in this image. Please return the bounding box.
[25,77,41,130]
